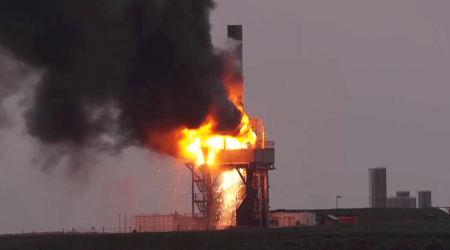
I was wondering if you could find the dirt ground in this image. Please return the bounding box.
[0,219,449,250]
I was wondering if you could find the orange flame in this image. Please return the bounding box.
[175,53,253,226]
[179,112,256,166]
[177,112,253,226]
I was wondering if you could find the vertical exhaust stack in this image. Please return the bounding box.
[227,25,244,109]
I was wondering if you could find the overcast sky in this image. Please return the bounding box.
[1,0,450,233]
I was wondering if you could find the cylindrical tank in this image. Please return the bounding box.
[299,212,316,226]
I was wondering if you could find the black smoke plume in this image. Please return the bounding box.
[0,0,243,165]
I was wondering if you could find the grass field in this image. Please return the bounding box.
[299,207,450,225]
[1,208,450,250]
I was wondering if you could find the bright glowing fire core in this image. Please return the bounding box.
[179,110,256,226]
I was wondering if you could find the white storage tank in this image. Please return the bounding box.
[271,211,316,227]
[299,212,316,226]
[272,212,299,227]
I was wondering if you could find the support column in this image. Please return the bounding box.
[191,164,194,217]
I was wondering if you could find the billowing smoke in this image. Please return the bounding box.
[0,47,31,128]
[0,0,243,172]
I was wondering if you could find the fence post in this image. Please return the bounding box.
[178,225,180,231]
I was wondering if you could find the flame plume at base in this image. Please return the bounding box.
[215,169,246,226]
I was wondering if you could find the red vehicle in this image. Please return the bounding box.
[339,216,357,225]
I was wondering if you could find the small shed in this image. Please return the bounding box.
[317,215,340,225]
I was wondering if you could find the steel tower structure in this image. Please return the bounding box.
[185,25,276,227]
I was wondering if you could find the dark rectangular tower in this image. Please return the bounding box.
[369,167,387,208]
[227,25,244,108]
[418,191,432,208]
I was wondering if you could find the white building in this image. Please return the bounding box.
[386,197,416,208]
[271,211,316,227]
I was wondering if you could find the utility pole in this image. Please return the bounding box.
[336,196,342,209]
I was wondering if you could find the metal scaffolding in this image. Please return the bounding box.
[185,145,275,227]
[184,24,276,227]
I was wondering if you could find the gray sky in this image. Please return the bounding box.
[1,0,450,233]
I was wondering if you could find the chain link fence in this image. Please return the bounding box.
[13,225,267,236]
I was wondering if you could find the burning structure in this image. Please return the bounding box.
[0,1,274,230]
[184,25,275,228]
